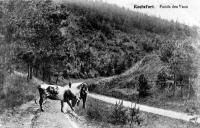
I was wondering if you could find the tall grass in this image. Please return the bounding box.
[0,73,37,113]
[76,97,143,127]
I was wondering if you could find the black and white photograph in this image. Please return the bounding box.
[0,0,200,127]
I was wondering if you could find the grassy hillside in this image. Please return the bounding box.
[89,54,166,95]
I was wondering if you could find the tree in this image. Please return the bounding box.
[169,40,197,97]
[137,74,150,98]
[156,70,167,89]
[3,0,69,81]
[109,100,128,125]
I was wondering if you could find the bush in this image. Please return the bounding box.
[109,101,143,126]
[138,74,150,97]
[128,103,143,126]
[109,100,128,125]
[76,97,144,127]
[88,83,97,92]
[0,70,5,88]
[156,71,167,89]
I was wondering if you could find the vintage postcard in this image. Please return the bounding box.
[0,0,199,127]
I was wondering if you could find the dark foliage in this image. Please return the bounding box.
[128,104,143,126]
[138,74,150,97]
[109,100,128,125]
[156,71,168,89]
[0,0,198,85]
[0,70,4,86]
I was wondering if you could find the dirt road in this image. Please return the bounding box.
[0,99,80,128]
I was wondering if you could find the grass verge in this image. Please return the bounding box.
[0,73,37,113]
[76,97,200,128]
[89,87,200,115]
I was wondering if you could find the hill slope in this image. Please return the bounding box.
[0,0,198,81]
[0,0,198,104]
[89,54,166,94]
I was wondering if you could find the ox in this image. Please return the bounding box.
[37,82,88,112]
[37,83,78,112]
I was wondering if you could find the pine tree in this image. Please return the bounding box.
[137,74,150,97]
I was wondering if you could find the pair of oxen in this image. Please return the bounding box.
[37,82,88,112]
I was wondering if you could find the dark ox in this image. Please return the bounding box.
[37,83,88,112]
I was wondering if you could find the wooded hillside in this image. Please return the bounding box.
[0,0,198,87]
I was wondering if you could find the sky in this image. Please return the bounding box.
[102,0,200,27]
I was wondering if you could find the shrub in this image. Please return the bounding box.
[156,71,167,89]
[138,74,150,97]
[76,97,144,127]
[128,103,143,126]
[109,100,128,125]
[0,71,4,86]
[88,83,97,92]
